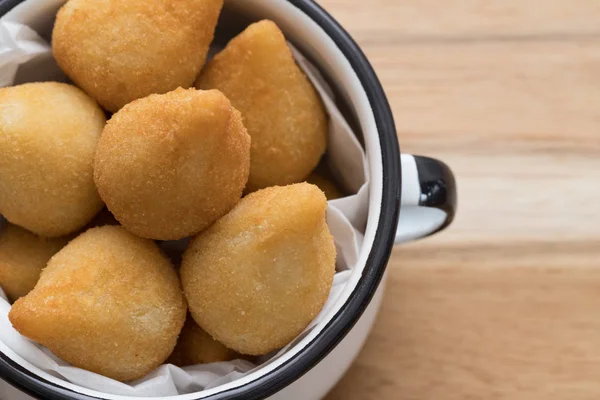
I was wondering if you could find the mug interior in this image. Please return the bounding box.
[0,0,399,399]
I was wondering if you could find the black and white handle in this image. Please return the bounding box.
[396,154,457,243]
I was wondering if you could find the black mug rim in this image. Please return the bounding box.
[0,0,402,399]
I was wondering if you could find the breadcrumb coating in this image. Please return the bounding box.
[94,88,251,240]
[0,82,105,237]
[196,20,328,192]
[9,226,187,382]
[0,223,68,303]
[53,0,224,112]
[181,183,336,355]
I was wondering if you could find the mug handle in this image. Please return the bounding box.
[396,154,457,243]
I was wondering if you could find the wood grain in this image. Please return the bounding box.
[319,0,600,39]
[329,243,600,400]
[320,0,600,399]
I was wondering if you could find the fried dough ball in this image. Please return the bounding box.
[9,226,187,382]
[306,162,345,200]
[181,183,336,355]
[0,82,105,237]
[94,88,251,241]
[52,0,224,112]
[0,223,68,303]
[168,315,238,367]
[196,20,327,192]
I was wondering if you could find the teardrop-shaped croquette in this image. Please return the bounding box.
[53,0,224,112]
[0,223,68,303]
[195,20,328,192]
[94,88,251,240]
[168,315,238,367]
[0,82,105,237]
[9,226,187,382]
[181,183,336,355]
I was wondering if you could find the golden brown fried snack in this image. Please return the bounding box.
[94,88,251,240]
[168,315,238,367]
[0,82,105,237]
[181,183,336,355]
[9,226,186,382]
[306,161,345,200]
[196,20,327,192]
[53,0,223,112]
[0,223,68,303]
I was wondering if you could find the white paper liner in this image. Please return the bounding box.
[0,0,370,397]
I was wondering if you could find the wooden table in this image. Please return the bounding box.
[321,1,600,399]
